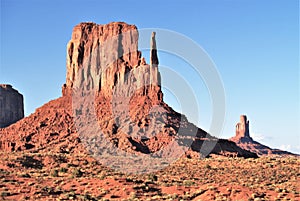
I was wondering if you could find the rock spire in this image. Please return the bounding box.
[150,32,159,66]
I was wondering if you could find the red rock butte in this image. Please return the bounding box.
[230,115,298,157]
[0,22,258,160]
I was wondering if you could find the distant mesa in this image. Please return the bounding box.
[230,115,298,157]
[0,84,24,128]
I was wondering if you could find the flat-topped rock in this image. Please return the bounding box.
[0,84,24,128]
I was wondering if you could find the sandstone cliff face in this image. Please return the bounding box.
[63,22,161,101]
[0,84,24,128]
[0,22,258,161]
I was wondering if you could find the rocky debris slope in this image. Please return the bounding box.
[0,22,257,159]
[0,84,24,128]
[0,96,83,153]
[230,115,298,157]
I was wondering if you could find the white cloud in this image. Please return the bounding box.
[250,131,300,154]
[278,144,300,154]
[251,132,265,141]
[251,132,273,142]
[279,144,291,151]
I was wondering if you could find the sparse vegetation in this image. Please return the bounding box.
[0,151,299,200]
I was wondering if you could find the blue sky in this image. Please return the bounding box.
[1,0,299,153]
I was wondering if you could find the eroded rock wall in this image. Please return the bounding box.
[63,22,161,101]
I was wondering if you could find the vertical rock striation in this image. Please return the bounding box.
[62,22,161,102]
[0,84,24,128]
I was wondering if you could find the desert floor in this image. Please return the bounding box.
[0,151,299,201]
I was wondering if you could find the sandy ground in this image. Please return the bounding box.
[0,151,299,201]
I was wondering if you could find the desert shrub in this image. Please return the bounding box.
[1,191,10,197]
[125,177,133,182]
[60,167,68,173]
[51,169,59,177]
[205,164,211,169]
[183,180,195,186]
[20,173,31,178]
[72,168,83,177]
[147,174,158,182]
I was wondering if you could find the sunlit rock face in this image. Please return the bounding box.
[63,22,161,102]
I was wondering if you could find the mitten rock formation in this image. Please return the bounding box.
[0,22,258,161]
